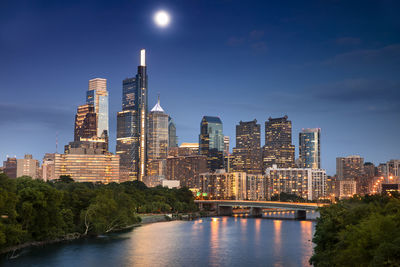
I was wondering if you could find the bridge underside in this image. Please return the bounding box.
[198,203,309,220]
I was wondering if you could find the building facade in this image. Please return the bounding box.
[116,49,148,182]
[232,120,262,174]
[16,154,40,179]
[266,166,327,201]
[54,153,119,183]
[166,155,208,188]
[86,78,109,141]
[42,153,56,181]
[262,116,295,171]
[299,128,321,169]
[3,157,17,178]
[199,116,224,171]
[168,116,178,148]
[336,155,364,181]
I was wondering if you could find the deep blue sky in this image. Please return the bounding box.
[1,0,399,175]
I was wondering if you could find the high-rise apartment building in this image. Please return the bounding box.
[262,116,295,171]
[266,166,327,201]
[336,155,364,180]
[232,120,262,174]
[168,116,178,148]
[3,157,17,178]
[116,49,148,182]
[16,154,40,179]
[199,116,224,171]
[299,128,321,169]
[166,154,208,188]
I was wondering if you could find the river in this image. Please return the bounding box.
[2,216,315,267]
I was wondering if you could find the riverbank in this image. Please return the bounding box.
[0,213,199,258]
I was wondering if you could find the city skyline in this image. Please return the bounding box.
[1,0,400,175]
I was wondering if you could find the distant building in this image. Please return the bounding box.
[386,159,400,182]
[166,155,208,188]
[262,116,295,171]
[74,104,97,142]
[116,49,148,182]
[199,116,224,171]
[146,98,169,186]
[299,128,321,169]
[179,143,199,155]
[162,179,180,189]
[232,120,262,174]
[337,180,357,199]
[381,184,400,194]
[266,166,327,201]
[87,78,109,143]
[42,153,56,181]
[168,116,178,148]
[224,136,230,156]
[54,153,119,183]
[16,154,40,179]
[3,157,17,178]
[336,155,364,180]
[198,171,266,201]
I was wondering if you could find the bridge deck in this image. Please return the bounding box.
[195,200,323,210]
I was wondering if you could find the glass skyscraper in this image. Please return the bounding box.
[199,116,224,171]
[116,49,148,182]
[86,78,109,140]
[299,128,321,169]
[168,116,178,148]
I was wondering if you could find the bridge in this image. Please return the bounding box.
[195,200,323,220]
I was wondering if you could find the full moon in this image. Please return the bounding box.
[154,10,171,27]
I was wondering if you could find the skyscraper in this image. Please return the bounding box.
[116,49,148,182]
[86,78,109,140]
[146,97,169,185]
[232,120,262,174]
[336,155,364,180]
[74,104,97,141]
[168,116,178,148]
[199,116,224,171]
[299,128,321,169]
[262,116,295,171]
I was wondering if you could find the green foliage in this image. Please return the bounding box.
[310,194,400,267]
[0,174,196,250]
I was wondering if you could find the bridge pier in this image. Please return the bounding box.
[295,210,307,220]
[250,207,263,217]
[217,205,233,216]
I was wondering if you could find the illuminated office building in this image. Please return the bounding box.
[74,104,97,141]
[336,155,364,180]
[86,78,109,140]
[199,116,224,171]
[224,136,230,156]
[262,116,295,171]
[146,98,169,186]
[299,128,321,169]
[116,49,148,181]
[232,120,262,174]
[54,153,119,183]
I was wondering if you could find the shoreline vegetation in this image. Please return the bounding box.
[0,173,198,258]
[310,193,400,266]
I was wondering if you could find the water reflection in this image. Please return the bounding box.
[2,218,316,267]
[300,221,313,266]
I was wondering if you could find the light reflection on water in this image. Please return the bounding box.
[2,217,315,267]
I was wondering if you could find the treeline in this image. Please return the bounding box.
[0,173,197,250]
[310,193,400,266]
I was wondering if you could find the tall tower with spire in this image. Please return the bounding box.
[116,49,148,182]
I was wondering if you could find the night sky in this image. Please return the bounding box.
[1,0,399,175]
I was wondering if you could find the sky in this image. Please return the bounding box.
[0,0,399,175]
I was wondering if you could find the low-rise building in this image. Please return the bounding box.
[16,154,40,179]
